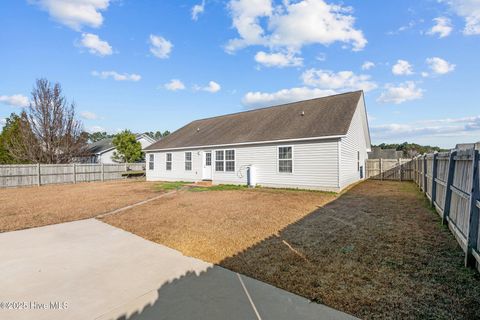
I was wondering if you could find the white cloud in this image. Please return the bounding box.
[0,94,30,107]
[371,115,480,139]
[192,0,205,21]
[392,59,414,76]
[149,35,173,59]
[164,79,186,91]
[426,57,455,75]
[377,81,424,104]
[361,61,375,70]
[443,0,480,35]
[32,0,110,31]
[242,67,377,109]
[427,17,453,38]
[79,111,98,120]
[301,69,377,92]
[91,71,141,82]
[226,0,366,53]
[195,81,221,93]
[242,87,336,109]
[254,51,303,68]
[0,118,6,127]
[78,33,112,56]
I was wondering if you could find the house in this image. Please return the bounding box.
[82,133,156,164]
[144,91,371,192]
[368,147,404,159]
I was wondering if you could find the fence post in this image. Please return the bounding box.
[423,155,428,193]
[431,153,438,207]
[380,158,383,181]
[443,150,457,225]
[101,163,105,182]
[398,159,402,181]
[72,163,76,184]
[465,150,480,268]
[37,163,41,186]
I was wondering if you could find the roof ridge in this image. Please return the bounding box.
[192,90,363,123]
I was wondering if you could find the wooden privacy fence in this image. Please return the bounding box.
[413,149,480,271]
[0,163,145,188]
[365,158,414,181]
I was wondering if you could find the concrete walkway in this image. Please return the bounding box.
[0,219,357,320]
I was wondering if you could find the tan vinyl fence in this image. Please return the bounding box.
[412,149,480,272]
[0,163,145,188]
[365,158,414,181]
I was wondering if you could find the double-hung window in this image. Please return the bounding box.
[185,152,192,171]
[278,146,293,173]
[225,150,235,172]
[215,150,235,172]
[215,150,224,171]
[148,154,154,170]
[166,153,172,171]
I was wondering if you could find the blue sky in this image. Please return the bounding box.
[0,0,479,148]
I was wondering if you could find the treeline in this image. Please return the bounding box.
[373,142,448,158]
[87,130,170,143]
[0,79,168,164]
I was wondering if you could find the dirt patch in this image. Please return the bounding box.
[101,188,336,263]
[0,180,162,232]
[103,181,480,319]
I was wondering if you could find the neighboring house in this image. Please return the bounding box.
[144,91,371,192]
[82,133,156,164]
[455,142,480,150]
[368,147,404,159]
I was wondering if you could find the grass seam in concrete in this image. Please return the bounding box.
[96,189,182,219]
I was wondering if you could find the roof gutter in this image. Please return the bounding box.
[143,134,346,152]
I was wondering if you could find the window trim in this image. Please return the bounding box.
[166,153,172,171]
[214,149,236,172]
[277,145,294,174]
[185,152,192,171]
[357,151,360,172]
[148,153,154,171]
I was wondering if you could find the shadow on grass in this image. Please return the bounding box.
[115,180,480,320]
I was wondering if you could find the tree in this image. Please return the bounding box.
[145,130,170,140]
[112,130,143,163]
[88,131,113,142]
[372,142,447,158]
[8,79,87,163]
[0,113,25,164]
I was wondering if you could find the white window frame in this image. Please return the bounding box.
[215,149,235,172]
[148,154,154,170]
[166,153,172,171]
[277,145,294,174]
[185,152,192,171]
[357,151,360,172]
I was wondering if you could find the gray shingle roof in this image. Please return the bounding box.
[86,138,114,154]
[87,133,155,154]
[145,91,363,151]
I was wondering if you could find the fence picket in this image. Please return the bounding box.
[0,163,145,188]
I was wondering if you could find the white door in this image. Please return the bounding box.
[202,151,212,180]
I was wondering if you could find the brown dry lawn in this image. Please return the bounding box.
[0,180,162,232]
[103,181,480,319]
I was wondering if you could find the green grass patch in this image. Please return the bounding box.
[153,181,191,192]
[189,184,248,192]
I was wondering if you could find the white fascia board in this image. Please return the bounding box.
[143,135,345,152]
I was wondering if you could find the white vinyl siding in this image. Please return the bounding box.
[339,98,369,188]
[145,139,340,190]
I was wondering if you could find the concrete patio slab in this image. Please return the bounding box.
[0,219,357,320]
